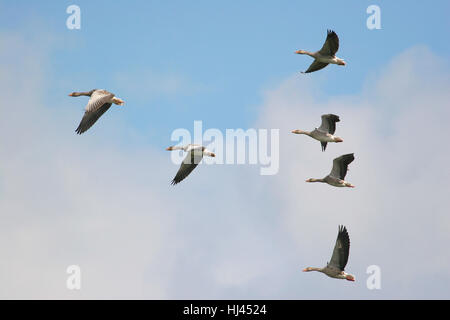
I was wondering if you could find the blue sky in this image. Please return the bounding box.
[1,1,450,299]
[2,0,449,144]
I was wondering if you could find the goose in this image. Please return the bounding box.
[166,144,215,185]
[295,30,346,73]
[292,114,343,151]
[306,153,355,188]
[303,225,355,282]
[69,89,125,134]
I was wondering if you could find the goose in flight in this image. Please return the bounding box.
[166,144,215,185]
[303,225,355,282]
[306,153,355,188]
[69,89,125,134]
[292,114,343,151]
[295,30,346,73]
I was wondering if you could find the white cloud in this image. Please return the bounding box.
[254,45,450,298]
[1,29,449,300]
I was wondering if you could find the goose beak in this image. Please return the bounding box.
[111,97,125,106]
[68,93,74,97]
[166,147,173,151]
[302,268,307,272]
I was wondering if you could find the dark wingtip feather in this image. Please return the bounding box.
[331,114,340,122]
[338,225,350,241]
[327,29,337,36]
[343,153,355,163]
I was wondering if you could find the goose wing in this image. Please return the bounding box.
[318,114,340,151]
[318,30,340,57]
[318,114,340,135]
[75,90,114,134]
[303,60,329,74]
[328,225,350,271]
[329,153,354,180]
[171,149,204,185]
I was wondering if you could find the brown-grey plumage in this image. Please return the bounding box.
[319,114,340,151]
[328,225,350,271]
[291,114,343,152]
[69,89,125,135]
[304,61,329,74]
[76,102,113,134]
[319,30,340,57]
[171,149,203,185]
[302,225,355,281]
[166,144,216,185]
[305,153,355,188]
[296,29,346,74]
[331,153,354,180]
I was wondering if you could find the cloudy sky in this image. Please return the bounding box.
[0,1,449,299]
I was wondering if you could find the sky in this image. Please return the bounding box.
[0,1,449,299]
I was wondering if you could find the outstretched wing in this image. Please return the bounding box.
[318,30,340,57]
[171,149,204,185]
[75,90,114,134]
[328,225,350,271]
[318,114,340,135]
[303,60,329,74]
[76,103,112,134]
[330,153,354,180]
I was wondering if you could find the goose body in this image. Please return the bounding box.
[295,30,346,73]
[166,144,215,185]
[69,89,125,134]
[306,153,355,188]
[303,225,355,281]
[292,114,343,151]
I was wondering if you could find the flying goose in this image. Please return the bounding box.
[303,225,355,282]
[306,153,355,188]
[69,89,125,134]
[295,30,346,73]
[166,144,215,185]
[292,114,343,151]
